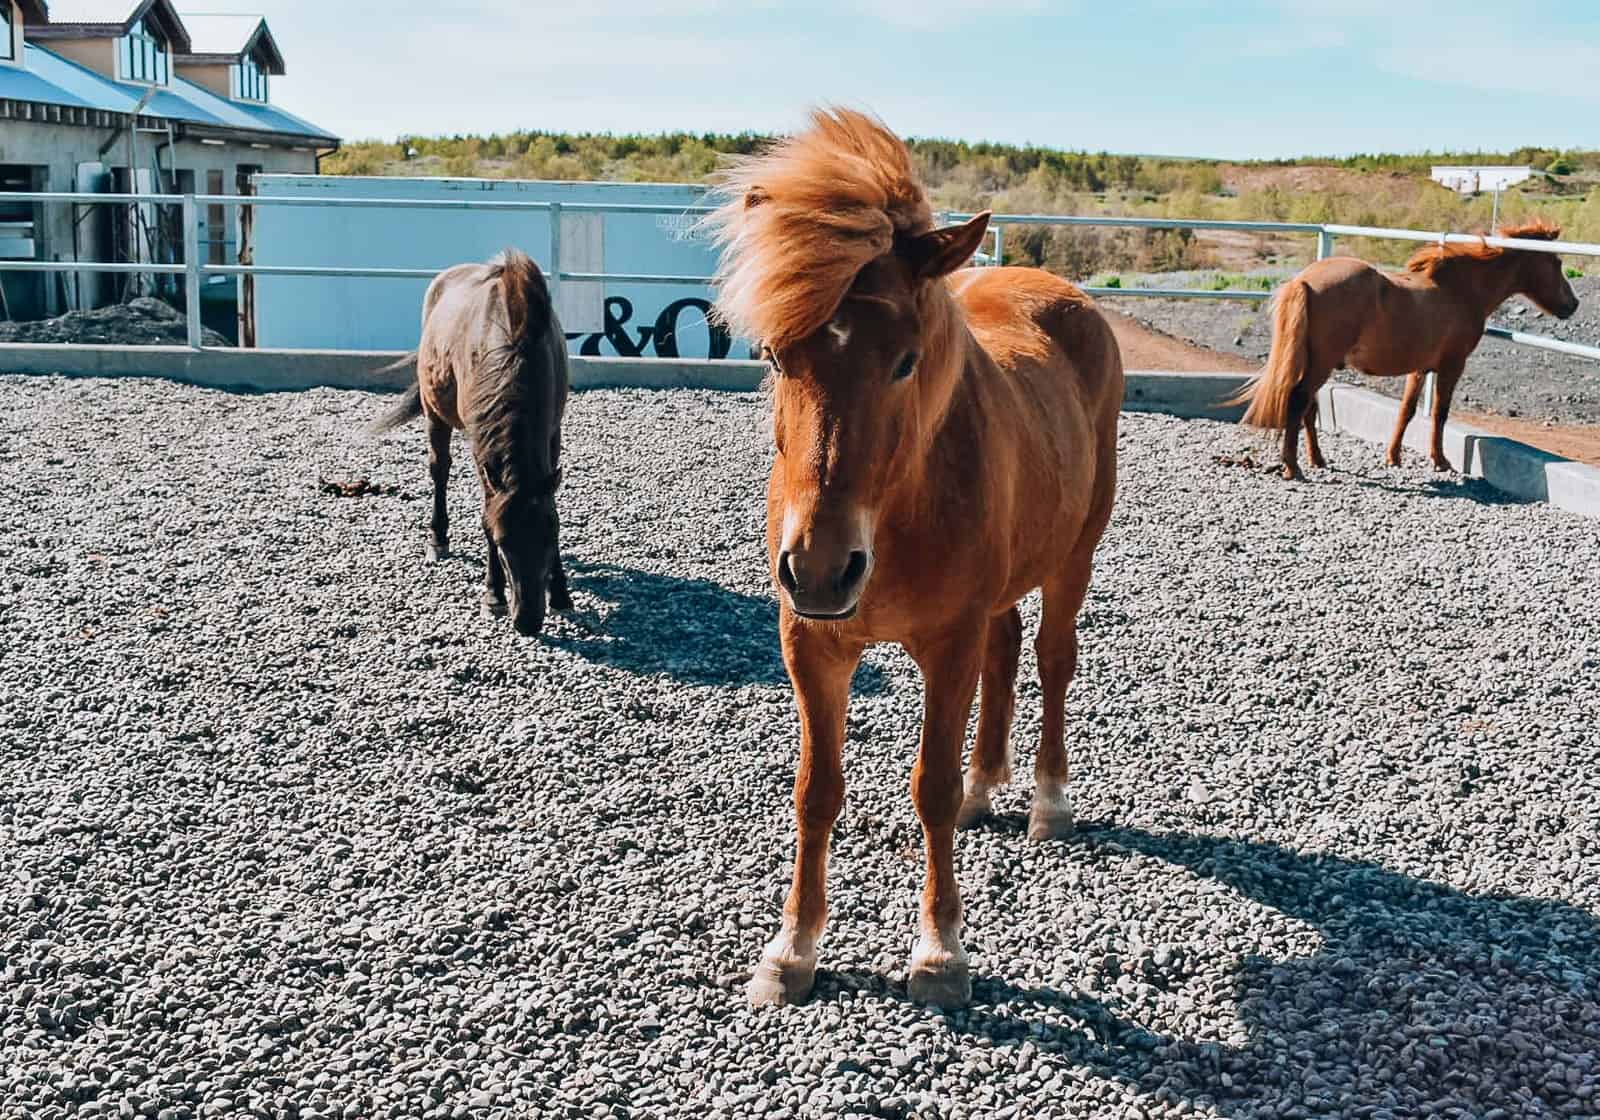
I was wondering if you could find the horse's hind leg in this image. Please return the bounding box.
[425,415,452,562]
[1280,368,1330,481]
[1303,400,1328,470]
[957,606,1022,830]
[1029,556,1094,841]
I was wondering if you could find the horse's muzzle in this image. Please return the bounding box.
[778,547,872,621]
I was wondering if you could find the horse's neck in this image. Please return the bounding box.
[1444,258,1524,318]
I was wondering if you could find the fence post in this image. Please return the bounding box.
[1316,229,1335,261]
[992,223,1004,267]
[547,201,562,314]
[181,194,202,349]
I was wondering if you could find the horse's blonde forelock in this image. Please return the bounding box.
[702,107,934,348]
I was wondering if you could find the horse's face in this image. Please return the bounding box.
[484,479,561,636]
[1519,252,1580,320]
[766,213,991,621]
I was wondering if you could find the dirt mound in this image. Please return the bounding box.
[0,298,229,348]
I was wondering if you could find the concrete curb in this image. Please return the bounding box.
[2,345,1595,518]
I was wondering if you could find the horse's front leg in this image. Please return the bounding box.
[907,627,984,1007]
[479,518,506,617]
[1428,361,1467,472]
[748,615,862,1007]
[425,416,452,561]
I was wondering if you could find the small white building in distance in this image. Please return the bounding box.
[1430,166,1536,195]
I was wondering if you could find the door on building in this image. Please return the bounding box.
[236,164,262,347]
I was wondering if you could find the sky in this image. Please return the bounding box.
[264,0,1600,159]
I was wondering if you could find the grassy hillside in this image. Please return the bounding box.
[323,132,1600,276]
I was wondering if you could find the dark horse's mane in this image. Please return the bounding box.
[1405,219,1563,277]
[472,250,560,494]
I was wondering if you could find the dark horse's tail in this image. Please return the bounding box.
[495,247,554,360]
[1227,279,1311,428]
[369,353,423,432]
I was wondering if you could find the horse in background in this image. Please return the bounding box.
[1233,221,1579,479]
[707,109,1122,1009]
[373,250,573,636]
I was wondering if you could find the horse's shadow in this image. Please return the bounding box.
[548,560,889,694]
[821,825,1600,1116]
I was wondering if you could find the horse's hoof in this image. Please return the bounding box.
[1309,456,1328,470]
[1280,466,1304,482]
[1027,807,1075,842]
[908,960,972,1008]
[425,540,449,562]
[955,788,993,831]
[1432,458,1455,473]
[1385,453,1402,468]
[480,592,507,618]
[549,589,575,613]
[1027,785,1074,842]
[747,957,815,1007]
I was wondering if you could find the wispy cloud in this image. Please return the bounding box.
[1375,41,1600,101]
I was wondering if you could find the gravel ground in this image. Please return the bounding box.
[1103,275,1600,424]
[3,375,1598,1120]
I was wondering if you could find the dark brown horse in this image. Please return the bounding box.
[374,250,572,635]
[1234,221,1579,478]
[708,110,1122,1008]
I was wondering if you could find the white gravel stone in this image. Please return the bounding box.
[1,374,1597,1120]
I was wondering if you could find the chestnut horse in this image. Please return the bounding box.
[373,250,572,635]
[708,110,1122,1008]
[1234,221,1579,479]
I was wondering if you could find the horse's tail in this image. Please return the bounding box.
[369,353,423,432]
[1228,279,1311,428]
[497,248,555,359]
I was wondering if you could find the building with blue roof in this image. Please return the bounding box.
[0,0,338,329]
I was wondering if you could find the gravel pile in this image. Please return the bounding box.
[1104,275,1600,424]
[2,375,1597,1120]
[0,298,230,348]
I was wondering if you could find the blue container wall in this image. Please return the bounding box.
[251,176,743,358]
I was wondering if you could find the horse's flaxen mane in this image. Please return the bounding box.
[704,108,934,347]
[1405,219,1563,276]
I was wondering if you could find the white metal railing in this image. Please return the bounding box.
[0,191,1595,365]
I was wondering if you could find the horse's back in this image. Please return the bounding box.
[1295,257,1460,374]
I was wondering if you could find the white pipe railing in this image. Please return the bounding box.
[0,191,1595,365]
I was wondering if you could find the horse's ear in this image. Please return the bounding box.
[901,212,992,280]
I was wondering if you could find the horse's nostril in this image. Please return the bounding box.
[839,550,869,593]
[777,551,800,594]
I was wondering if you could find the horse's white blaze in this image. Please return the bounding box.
[827,317,851,348]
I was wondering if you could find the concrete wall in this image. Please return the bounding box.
[249,177,739,358]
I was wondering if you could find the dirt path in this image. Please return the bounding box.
[1103,309,1255,373]
[1103,305,1600,467]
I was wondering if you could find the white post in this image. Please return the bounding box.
[1316,230,1335,261]
[181,193,202,349]
[992,223,1004,267]
[546,201,562,313]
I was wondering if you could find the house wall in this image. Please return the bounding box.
[40,36,117,78]
[177,61,229,98]
[0,117,316,320]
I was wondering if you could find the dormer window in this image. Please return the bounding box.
[231,54,268,102]
[1,3,16,63]
[119,16,169,84]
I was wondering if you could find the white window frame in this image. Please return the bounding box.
[0,2,17,65]
[118,17,170,85]
[230,53,269,102]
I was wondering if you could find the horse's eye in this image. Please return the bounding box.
[893,352,919,381]
[762,346,782,375]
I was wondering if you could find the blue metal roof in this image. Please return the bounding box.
[0,42,337,142]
